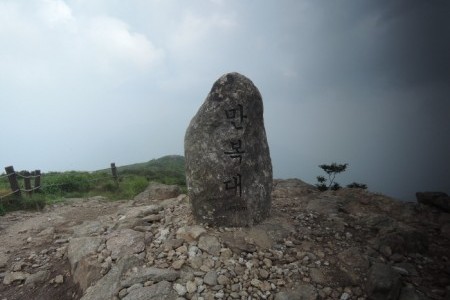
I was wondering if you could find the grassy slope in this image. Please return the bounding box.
[97,155,186,186]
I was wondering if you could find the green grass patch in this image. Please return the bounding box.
[0,155,186,215]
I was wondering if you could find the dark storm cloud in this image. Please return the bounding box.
[297,0,450,93]
[1,0,448,201]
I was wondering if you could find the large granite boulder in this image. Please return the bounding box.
[185,72,273,226]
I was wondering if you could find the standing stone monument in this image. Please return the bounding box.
[184,72,273,227]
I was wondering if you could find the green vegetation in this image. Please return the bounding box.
[346,182,368,189]
[0,155,186,215]
[315,162,367,192]
[97,155,185,186]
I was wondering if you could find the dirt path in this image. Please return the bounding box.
[0,197,125,300]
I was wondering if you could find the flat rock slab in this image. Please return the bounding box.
[122,281,177,300]
[106,229,145,260]
[67,237,105,269]
[121,267,180,287]
[185,72,273,227]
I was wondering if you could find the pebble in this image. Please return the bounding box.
[204,270,218,286]
[217,274,229,285]
[214,290,225,298]
[186,280,197,293]
[54,275,64,284]
[340,292,350,300]
[172,259,185,270]
[259,269,269,279]
[174,283,187,296]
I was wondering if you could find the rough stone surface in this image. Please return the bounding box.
[67,237,104,270]
[398,285,427,300]
[185,72,273,226]
[3,271,29,285]
[67,236,105,290]
[81,256,142,300]
[366,263,401,300]
[74,256,103,291]
[135,181,181,201]
[198,235,221,256]
[120,267,180,287]
[203,270,218,286]
[176,225,207,242]
[24,270,50,285]
[416,191,450,212]
[275,284,317,300]
[106,229,145,260]
[122,281,177,300]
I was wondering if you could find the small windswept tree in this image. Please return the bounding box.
[315,162,348,191]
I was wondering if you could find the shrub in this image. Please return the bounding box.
[315,163,348,191]
[346,182,368,189]
[315,163,368,192]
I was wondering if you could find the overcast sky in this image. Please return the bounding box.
[1,0,449,201]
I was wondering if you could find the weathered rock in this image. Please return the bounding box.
[416,192,450,212]
[186,280,197,293]
[81,255,142,300]
[121,205,162,219]
[54,274,64,284]
[72,221,104,237]
[173,282,187,296]
[309,268,327,285]
[398,285,427,300]
[120,267,180,287]
[176,225,207,242]
[378,229,428,254]
[38,226,55,236]
[0,251,8,269]
[106,229,145,260]
[275,284,318,300]
[73,256,103,291]
[185,72,273,226]
[203,270,218,286]
[3,271,29,285]
[198,235,221,256]
[122,281,177,300]
[134,182,181,201]
[67,237,105,270]
[163,238,184,251]
[25,270,50,285]
[67,237,104,290]
[221,232,257,253]
[366,263,401,300]
[337,247,370,269]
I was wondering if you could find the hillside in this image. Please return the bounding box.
[98,155,185,186]
[0,179,449,299]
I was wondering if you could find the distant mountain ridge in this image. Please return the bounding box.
[98,155,186,186]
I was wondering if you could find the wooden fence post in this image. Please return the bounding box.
[34,170,41,192]
[111,163,118,186]
[5,166,21,198]
[24,171,32,197]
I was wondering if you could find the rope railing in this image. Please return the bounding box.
[0,163,137,202]
[16,173,41,179]
[20,186,41,193]
[0,189,20,200]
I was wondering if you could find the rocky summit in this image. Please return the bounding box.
[0,180,450,300]
[185,72,273,227]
